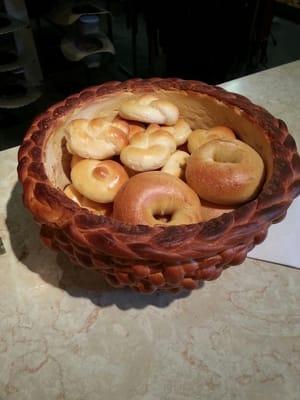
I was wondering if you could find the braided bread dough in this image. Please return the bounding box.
[119,94,179,125]
[120,124,177,171]
[65,117,129,160]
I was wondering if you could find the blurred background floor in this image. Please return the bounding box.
[1,0,300,151]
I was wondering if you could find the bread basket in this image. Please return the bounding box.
[17,79,300,293]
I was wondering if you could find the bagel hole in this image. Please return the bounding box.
[154,213,173,223]
[213,149,243,164]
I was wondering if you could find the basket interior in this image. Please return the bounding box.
[44,89,273,193]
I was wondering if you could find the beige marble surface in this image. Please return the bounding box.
[1,61,300,400]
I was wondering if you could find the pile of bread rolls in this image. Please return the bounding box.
[64,94,265,226]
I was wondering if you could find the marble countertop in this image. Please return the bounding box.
[1,61,300,400]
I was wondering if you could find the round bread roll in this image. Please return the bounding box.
[201,200,235,221]
[113,171,202,226]
[120,124,177,171]
[187,125,236,153]
[185,139,265,205]
[71,159,129,203]
[65,117,129,160]
[64,184,112,216]
[119,94,179,125]
[161,150,190,179]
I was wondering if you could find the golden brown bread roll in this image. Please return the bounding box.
[119,94,179,125]
[71,159,129,203]
[113,171,202,226]
[120,124,177,171]
[65,117,129,160]
[185,139,265,205]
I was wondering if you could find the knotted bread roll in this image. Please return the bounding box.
[120,124,177,171]
[119,94,179,125]
[65,117,129,160]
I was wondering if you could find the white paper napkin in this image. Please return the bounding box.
[248,198,300,269]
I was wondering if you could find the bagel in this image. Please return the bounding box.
[120,124,177,171]
[161,150,190,179]
[187,125,236,153]
[64,184,112,216]
[65,117,129,160]
[71,159,129,203]
[185,139,265,205]
[113,171,202,226]
[119,94,179,125]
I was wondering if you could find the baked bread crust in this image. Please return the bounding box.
[17,78,300,293]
